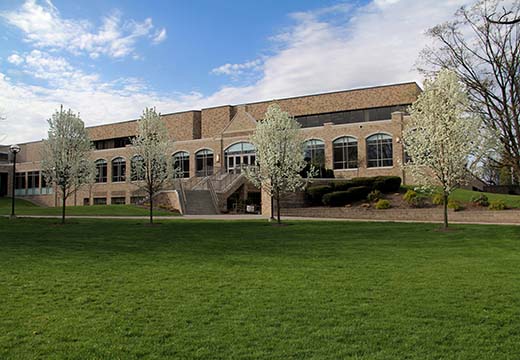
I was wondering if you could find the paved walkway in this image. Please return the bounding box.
[3,214,519,225]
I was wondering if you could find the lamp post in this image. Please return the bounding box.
[9,144,20,219]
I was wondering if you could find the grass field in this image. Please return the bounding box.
[0,197,176,216]
[0,218,519,359]
[403,186,520,208]
[450,188,520,208]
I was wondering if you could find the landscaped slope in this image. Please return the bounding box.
[0,197,176,216]
[0,219,519,359]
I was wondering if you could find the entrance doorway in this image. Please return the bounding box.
[224,142,256,174]
[0,173,7,197]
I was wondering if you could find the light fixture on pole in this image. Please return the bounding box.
[9,144,20,219]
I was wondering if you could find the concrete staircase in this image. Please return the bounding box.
[177,171,250,214]
[184,190,218,215]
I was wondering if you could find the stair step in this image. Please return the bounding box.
[184,190,218,215]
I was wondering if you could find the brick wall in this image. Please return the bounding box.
[201,106,233,138]
[245,82,420,119]
[281,206,520,224]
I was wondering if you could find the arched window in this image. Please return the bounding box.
[333,136,358,169]
[112,157,126,182]
[304,139,325,167]
[224,142,256,174]
[130,155,144,181]
[173,151,190,178]
[366,134,393,167]
[195,149,213,177]
[95,159,107,183]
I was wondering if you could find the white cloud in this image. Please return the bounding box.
[9,50,99,90]
[202,0,471,105]
[211,59,263,76]
[152,28,167,44]
[7,53,24,65]
[1,0,164,59]
[1,0,471,144]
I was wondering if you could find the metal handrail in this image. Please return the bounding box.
[206,178,220,213]
[175,179,187,214]
[207,168,246,193]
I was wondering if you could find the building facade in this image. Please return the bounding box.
[0,82,421,214]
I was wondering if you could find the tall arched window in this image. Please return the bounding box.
[333,136,358,169]
[195,149,213,177]
[131,155,144,181]
[173,151,190,178]
[112,157,126,182]
[304,139,325,167]
[366,134,393,167]
[95,159,107,183]
[224,142,256,174]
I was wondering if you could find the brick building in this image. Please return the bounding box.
[0,82,422,215]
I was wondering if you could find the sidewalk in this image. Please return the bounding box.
[2,214,519,225]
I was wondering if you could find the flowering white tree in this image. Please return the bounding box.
[41,106,93,224]
[131,107,172,224]
[403,69,498,229]
[245,104,312,224]
[71,159,96,206]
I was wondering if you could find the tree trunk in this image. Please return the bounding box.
[149,193,153,225]
[276,194,281,224]
[270,195,275,221]
[61,189,66,224]
[443,193,448,229]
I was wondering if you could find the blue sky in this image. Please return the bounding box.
[0,0,469,143]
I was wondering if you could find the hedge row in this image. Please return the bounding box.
[334,176,402,193]
[306,176,401,206]
[322,186,371,207]
[307,185,334,206]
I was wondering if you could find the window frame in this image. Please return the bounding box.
[366,133,393,168]
[130,155,145,181]
[95,159,108,183]
[195,149,214,177]
[173,151,190,178]
[304,139,326,167]
[333,136,358,170]
[111,157,126,182]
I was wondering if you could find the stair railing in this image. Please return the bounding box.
[175,178,187,214]
[206,178,220,213]
[207,168,246,193]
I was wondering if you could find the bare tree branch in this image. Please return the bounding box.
[417,0,520,182]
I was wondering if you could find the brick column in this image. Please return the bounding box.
[323,122,334,169]
[391,111,406,184]
[261,184,272,218]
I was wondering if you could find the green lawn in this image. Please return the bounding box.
[0,197,176,216]
[450,188,520,208]
[0,219,519,359]
[403,186,520,208]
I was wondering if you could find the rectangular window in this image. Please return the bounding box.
[94,136,135,150]
[93,197,107,205]
[295,105,410,128]
[15,172,26,195]
[347,146,358,168]
[95,161,108,183]
[367,138,393,168]
[27,171,40,195]
[112,159,126,182]
[130,196,145,205]
[41,175,53,195]
[83,198,90,206]
[111,197,126,205]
